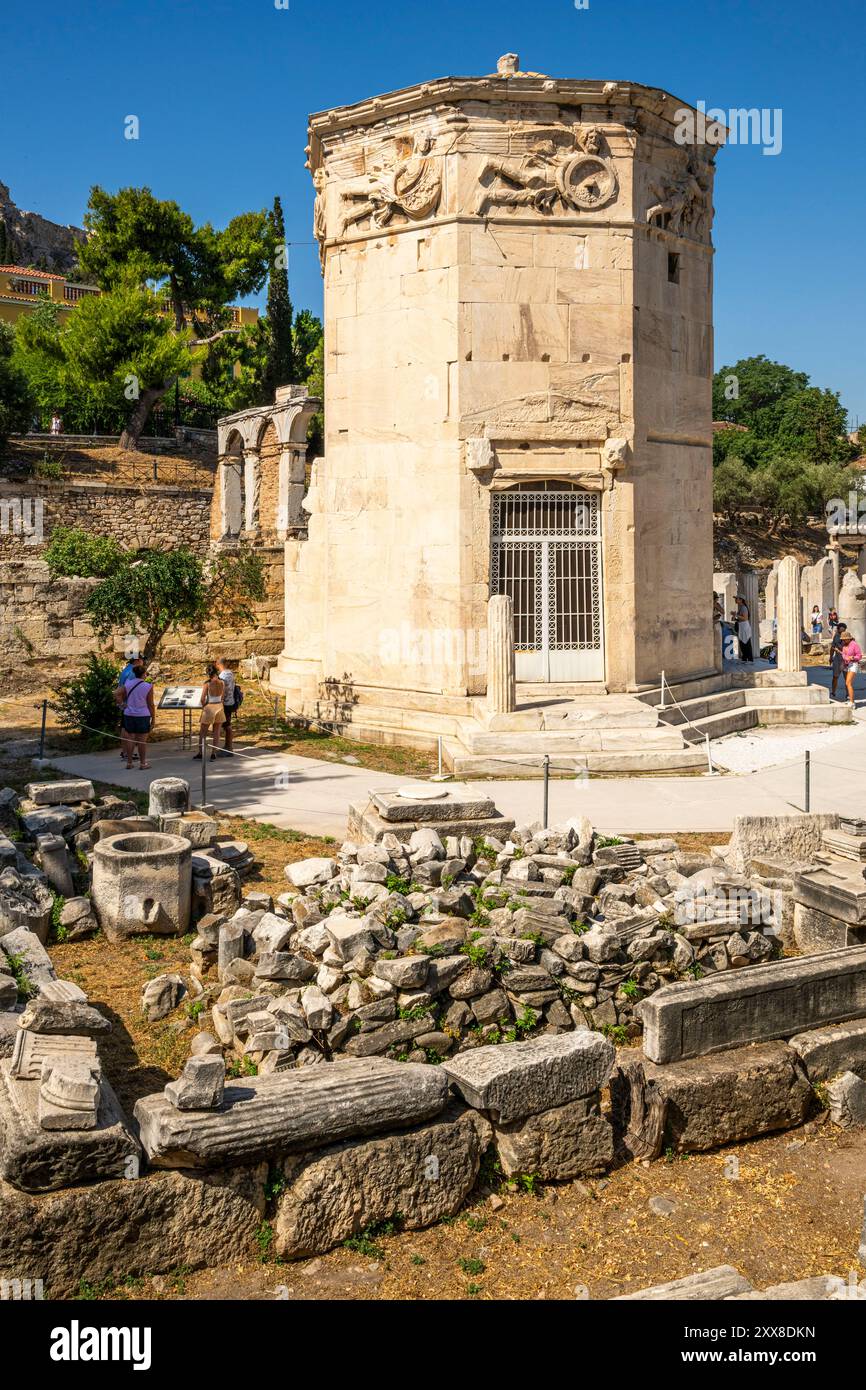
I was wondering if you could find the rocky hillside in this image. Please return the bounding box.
[0,181,85,275]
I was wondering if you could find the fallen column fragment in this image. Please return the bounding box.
[134,1056,449,1168]
[613,1266,753,1300]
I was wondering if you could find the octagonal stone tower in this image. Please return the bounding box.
[272,56,719,736]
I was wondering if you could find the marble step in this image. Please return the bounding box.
[458,725,687,754]
[658,689,746,725]
[443,740,707,776]
[476,695,660,731]
[679,708,759,744]
[756,703,853,725]
[741,686,835,707]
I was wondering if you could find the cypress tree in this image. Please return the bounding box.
[261,196,294,400]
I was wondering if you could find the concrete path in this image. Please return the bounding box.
[47,712,866,838]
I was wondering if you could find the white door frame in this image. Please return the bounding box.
[490,486,605,683]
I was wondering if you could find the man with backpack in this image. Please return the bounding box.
[216,657,242,755]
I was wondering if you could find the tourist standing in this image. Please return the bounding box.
[735,594,753,662]
[841,630,863,708]
[50,412,62,436]
[216,657,236,755]
[195,664,226,761]
[830,622,847,700]
[117,651,140,759]
[828,607,839,633]
[810,606,823,641]
[115,661,155,769]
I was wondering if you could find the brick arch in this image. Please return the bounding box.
[257,420,281,542]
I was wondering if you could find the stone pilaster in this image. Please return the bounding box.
[827,542,840,608]
[277,447,308,537]
[243,449,261,535]
[487,594,515,714]
[777,556,801,673]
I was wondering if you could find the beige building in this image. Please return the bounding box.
[268,57,841,768]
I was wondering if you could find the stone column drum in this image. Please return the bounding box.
[840,568,866,649]
[487,594,516,715]
[776,556,801,673]
[92,833,192,943]
[148,778,190,822]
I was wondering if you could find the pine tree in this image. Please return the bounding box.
[261,196,294,401]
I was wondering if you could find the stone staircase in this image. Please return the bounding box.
[642,670,851,747]
[295,668,851,778]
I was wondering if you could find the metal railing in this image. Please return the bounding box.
[658,669,716,774]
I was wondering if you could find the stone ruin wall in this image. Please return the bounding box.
[0,479,285,666]
[0,478,212,560]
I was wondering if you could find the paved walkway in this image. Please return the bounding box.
[47,712,866,838]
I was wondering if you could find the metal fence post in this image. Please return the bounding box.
[38,700,48,759]
[542,755,550,829]
[804,750,811,812]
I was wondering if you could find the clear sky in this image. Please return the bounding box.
[1,0,863,422]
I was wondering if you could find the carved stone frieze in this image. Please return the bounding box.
[645,151,712,241]
[474,126,618,218]
[339,133,442,235]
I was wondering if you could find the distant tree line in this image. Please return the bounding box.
[712,355,858,533]
[1,187,323,453]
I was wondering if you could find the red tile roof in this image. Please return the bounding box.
[0,265,65,279]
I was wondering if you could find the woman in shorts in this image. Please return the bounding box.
[841,631,863,708]
[115,661,155,769]
[195,664,226,761]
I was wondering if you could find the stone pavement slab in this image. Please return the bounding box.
[47,715,866,838]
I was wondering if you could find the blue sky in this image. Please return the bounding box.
[1,0,863,422]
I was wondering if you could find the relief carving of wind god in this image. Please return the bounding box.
[645,152,712,241]
[339,132,442,234]
[474,126,618,218]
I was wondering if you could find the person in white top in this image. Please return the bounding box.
[195,664,225,761]
[735,594,753,662]
[216,657,236,755]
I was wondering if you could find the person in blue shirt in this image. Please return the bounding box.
[117,653,140,757]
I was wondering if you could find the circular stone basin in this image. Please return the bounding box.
[397,786,449,801]
[92,832,192,940]
[100,832,191,860]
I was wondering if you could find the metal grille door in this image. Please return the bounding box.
[491,488,604,681]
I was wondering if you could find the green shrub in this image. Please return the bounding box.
[45,526,126,579]
[53,653,122,748]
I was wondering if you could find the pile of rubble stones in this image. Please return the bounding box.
[188,818,780,1072]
